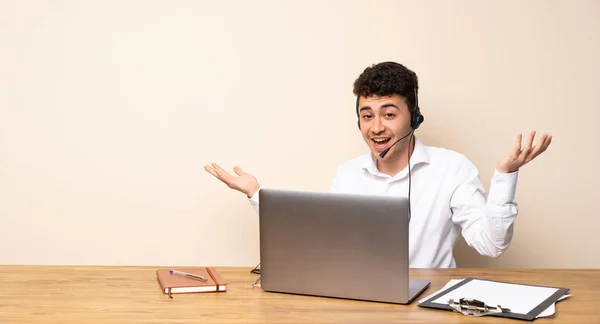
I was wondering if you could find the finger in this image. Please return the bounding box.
[519,131,536,159]
[513,133,523,153]
[204,165,220,179]
[525,130,536,149]
[530,135,552,161]
[534,133,552,152]
[211,163,236,182]
[543,135,553,150]
[524,134,548,162]
[211,163,230,175]
[233,166,246,176]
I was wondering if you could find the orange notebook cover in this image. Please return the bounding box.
[156,267,227,298]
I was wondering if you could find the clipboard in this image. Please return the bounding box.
[417,277,570,321]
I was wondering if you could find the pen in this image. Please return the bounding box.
[169,269,208,281]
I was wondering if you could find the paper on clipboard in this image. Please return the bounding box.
[419,279,571,318]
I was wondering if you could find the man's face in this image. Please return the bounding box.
[357,94,412,161]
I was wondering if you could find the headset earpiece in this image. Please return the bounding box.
[410,87,424,130]
[411,107,424,129]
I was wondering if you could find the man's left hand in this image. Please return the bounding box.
[496,131,553,173]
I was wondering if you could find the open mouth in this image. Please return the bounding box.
[372,137,391,150]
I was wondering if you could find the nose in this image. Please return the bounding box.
[371,116,385,134]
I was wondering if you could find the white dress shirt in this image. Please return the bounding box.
[248,137,519,268]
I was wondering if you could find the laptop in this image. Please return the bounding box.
[258,188,430,304]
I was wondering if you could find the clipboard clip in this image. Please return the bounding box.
[448,298,511,317]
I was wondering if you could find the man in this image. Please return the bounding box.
[204,61,552,268]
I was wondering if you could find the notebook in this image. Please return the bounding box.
[156,267,227,298]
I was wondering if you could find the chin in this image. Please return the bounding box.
[370,148,385,158]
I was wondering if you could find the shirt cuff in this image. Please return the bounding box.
[248,187,261,204]
[487,169,519,205]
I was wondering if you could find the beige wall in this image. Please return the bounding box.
[1,0,598,268]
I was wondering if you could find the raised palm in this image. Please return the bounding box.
[496,131,552,173]
[204,163,260,197]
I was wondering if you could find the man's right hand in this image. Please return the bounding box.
[204,163,260,198]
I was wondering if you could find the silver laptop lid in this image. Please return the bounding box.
[258,188,412,304]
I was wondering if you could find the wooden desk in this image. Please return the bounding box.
[1,266,598,323]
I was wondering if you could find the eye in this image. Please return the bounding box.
[361,114,372,120]
[385,113,396,118]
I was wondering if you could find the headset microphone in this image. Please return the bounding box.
[378,130,414,159]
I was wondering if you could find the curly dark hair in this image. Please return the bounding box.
[353,61,419,115]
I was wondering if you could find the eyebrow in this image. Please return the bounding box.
[381,103,399,109]
[359,103,399,113]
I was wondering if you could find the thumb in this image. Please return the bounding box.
[233,166,246,176]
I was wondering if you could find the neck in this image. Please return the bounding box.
[375,136,415,176]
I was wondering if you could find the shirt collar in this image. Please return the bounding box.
[361,136,431,176]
